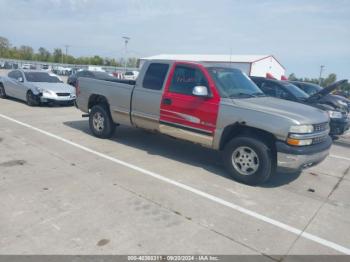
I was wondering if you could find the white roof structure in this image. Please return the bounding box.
[140,54,280,65]
[139,54,286,79]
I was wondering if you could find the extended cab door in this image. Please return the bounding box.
[159,62,220,147]
[131,62,170,130]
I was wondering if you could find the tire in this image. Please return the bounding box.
[26,91,40,106]
[0,84,7,99]
[89,104,115,138]
[223,136,274,185]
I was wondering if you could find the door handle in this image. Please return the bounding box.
[162,98,172,105]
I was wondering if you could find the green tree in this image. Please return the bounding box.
[37,47,51,62]
[321,73,337,87]
[53,48,63,63]
[19,45,34,60]
[0,36,10,57]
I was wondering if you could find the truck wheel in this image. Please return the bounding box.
[89,104,115,138]
[223,136,273,185]
[26,91,40,106]
[0,84,7,98]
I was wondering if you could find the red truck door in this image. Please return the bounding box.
[159,62,220,147]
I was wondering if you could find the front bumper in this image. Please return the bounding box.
[276,136,332,171]
[40,93,76,103]
[329,117,350,136]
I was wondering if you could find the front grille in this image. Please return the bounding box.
[313,122,328,132]
[56,93,70,97]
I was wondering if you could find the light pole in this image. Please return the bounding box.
[122,36,130,72]
[64,45,70,64]
[319,65,325,86]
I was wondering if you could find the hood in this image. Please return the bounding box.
[230,96,329,125]
[307,79,348,102]
[30,82,76,94]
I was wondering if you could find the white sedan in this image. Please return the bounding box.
[0,70,76,106]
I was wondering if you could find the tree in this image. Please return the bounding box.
[53,48,63,63]
[0,36,10,57]
[37,47,51,62]
[322,73,337,88]
[288,73,298,81]
[19,45,34,60]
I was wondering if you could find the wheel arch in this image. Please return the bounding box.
[219,123,277,152]
[88,94,110,110]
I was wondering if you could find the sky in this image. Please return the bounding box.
[0,0,349,79]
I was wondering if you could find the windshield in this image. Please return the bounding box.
[298,83,322,96]
[208,67,264,98]
[284,83,309,99]
[25,72,62,83]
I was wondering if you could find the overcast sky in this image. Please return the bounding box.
[0,0,349,79]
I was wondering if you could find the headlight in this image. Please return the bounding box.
[289,125,314,133]
[338,100,347,107]
[328,110,342,119]
[35,87,51,94]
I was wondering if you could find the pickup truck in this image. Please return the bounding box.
[76,60,332,185]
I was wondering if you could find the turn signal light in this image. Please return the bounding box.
[287,138,313,146]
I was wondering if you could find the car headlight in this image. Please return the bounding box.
[35,87,51,94]
[328,110,342,119]
[289,125,314,133]
[338,100,348,107]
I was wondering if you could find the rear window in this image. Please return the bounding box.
[142,63,169,90]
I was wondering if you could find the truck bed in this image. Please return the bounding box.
[76,77,135,125]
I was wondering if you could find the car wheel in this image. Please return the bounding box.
[0,84,7,98]
[89,104,115,138]
[26,91,40,106]
[223,136,274,185]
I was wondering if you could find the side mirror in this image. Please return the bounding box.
[18,77,24,82]
[192,86,209,97]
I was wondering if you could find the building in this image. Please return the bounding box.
[139,54,286,80]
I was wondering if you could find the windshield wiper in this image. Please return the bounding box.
[229,93,257,98]
[251,92,266,97]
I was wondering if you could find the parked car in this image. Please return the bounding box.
[75,61,332,185]
[67,70,134,87]
[251,77,350,136]
[0,70,76,106]
[290,81,350,112]
[123,70,139,80]
[21,64,35,70]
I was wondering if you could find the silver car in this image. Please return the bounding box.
[0,70,76,106]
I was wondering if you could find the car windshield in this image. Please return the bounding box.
[298,83,322,96]
[24,72,62,83]
[207,67,264,98]
[284,83,309,99]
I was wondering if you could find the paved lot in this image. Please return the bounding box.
[0,88,350,258]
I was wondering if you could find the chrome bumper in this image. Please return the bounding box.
[277,148,330,170]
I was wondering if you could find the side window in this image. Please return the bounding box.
[142,63,169,90]
[276,87,292,100]
[169,65,208,95]
[8,71,17,79]
[260,82,277,97]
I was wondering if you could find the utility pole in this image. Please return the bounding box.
[122,36,130,72]
[319,65,325,86]
[64,45,70,64]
